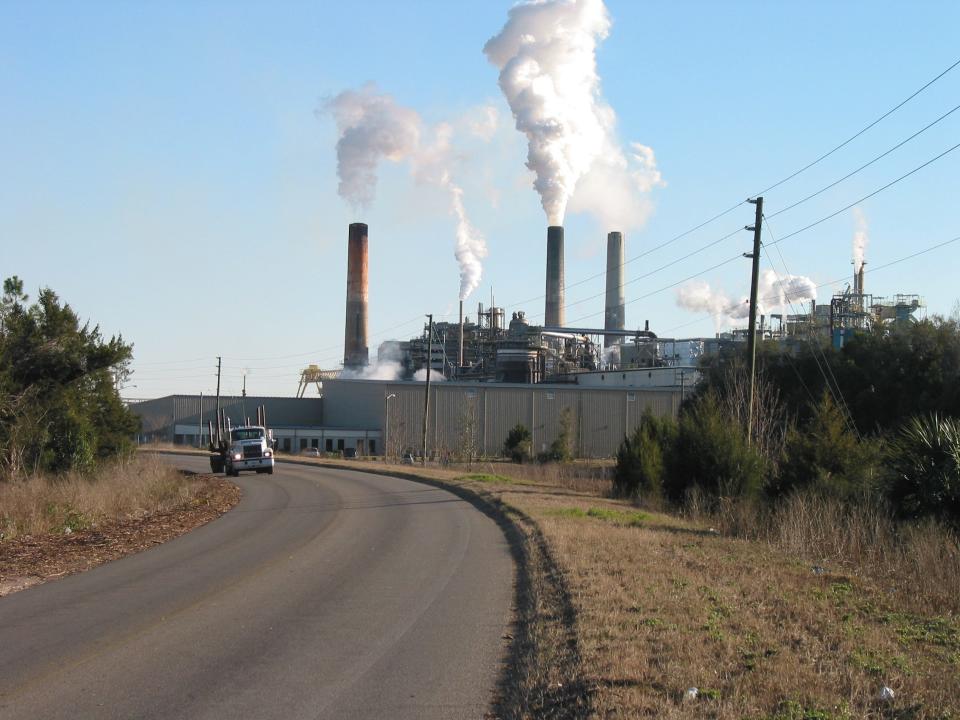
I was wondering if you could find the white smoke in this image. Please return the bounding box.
[485,0,662,228]
[450,183,488,300]
[601,343,620,369]
[757,269,817,312]
[324,86,488,300]
[413,368,447,382]
[484,0,611,225]
[325,84,421,210]
[676,270,817,331]
[852,206,868,271]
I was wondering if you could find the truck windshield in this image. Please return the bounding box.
[232,429,264,441]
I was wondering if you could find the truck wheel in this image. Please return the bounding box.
[267,466,274,475]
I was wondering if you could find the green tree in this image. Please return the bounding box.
[771,392,880,501]
[613,409,675,498]
[665,394,766,505]
[0,279,139,476]
[547,407,575,462]
[503,423,532,464]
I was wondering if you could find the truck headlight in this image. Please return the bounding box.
[263,450,272,457]
[232,452,242,460]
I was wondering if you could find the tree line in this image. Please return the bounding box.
[614,317,960,525]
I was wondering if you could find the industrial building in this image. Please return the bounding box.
[131,380,681,459]
[134,220,922,461]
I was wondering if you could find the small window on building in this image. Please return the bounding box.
[299,438,307,450]
[627,393,636,402]
[369,439,377,455]
[311,438,319,449]
[546,391,555,400]
[325,439,333,452]
[337,439,345,451]
[282,438,291,452]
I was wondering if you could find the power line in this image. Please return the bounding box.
[768,140,960,247]
[749,55,960,199]
[767,101,960,219]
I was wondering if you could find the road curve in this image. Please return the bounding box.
[0,455,514,719]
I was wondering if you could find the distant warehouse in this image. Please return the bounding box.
[130,374,683,459]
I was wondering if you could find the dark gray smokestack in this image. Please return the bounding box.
[604,231,624,348]
[343,222,369,369]
[545,225,565,327]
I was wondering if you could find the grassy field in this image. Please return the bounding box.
[0,453,208,539]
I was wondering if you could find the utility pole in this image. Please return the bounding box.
[744,197,763,445]
[198,392,203,448]
[421,314,433,466]
[215,356,222,444]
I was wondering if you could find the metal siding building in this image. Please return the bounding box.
[132,395,324,444]
[131,380,680,458]
[321,378,680,458]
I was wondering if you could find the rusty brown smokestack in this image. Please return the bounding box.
[343,222,369,369]
[545,225,565,327]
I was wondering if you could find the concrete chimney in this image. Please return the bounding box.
[604,231,625,348]
[545,225,565,327]
[343,222,369,369]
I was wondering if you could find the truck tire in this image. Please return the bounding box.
[267,466,274,475]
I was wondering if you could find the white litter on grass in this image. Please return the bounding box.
[878,686,895,702]
[684,687,699,701]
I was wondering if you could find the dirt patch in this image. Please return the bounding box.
[0,473,240,597]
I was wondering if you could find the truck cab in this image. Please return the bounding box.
[223,425,275,477]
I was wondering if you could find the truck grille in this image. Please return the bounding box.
[243,445,262,459]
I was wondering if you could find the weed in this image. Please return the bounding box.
[456,473,514,485]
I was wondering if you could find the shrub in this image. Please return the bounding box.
[613,410,675,498]
[546,407,575,463]
[503,423,532,464]
[886,412,960,523]
[771,392,880,501]
[665,394,765,505]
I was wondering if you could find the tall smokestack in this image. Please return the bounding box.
[604,231,625,348]
[858,262,865,297]
[343,222,369,369]
[545,225,565,327]
[458,300,464,369]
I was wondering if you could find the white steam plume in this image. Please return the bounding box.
[484,0,611,225]
[324,86,488,300]
[852,206,868,271]
[676,270,817,331]
[450,183,488,300]
[485,0,663,229]
[325,84,420,210]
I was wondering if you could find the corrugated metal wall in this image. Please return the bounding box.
[134,382,680,457]
[323,379,680,458]
[132,395,324,441]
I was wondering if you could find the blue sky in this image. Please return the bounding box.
[2,1,958,398]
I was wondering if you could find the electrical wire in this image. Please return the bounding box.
[768,140,960,247]
[767,102,960,219]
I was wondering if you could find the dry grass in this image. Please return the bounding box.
[0,453,203,539]
[509,490,959,719]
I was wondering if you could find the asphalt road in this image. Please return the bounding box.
[0,456,514,719]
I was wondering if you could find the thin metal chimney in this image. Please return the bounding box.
[545,225,565,327]
[458,300,464,369]
[343,222,369,369]
[604,231,625,348]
